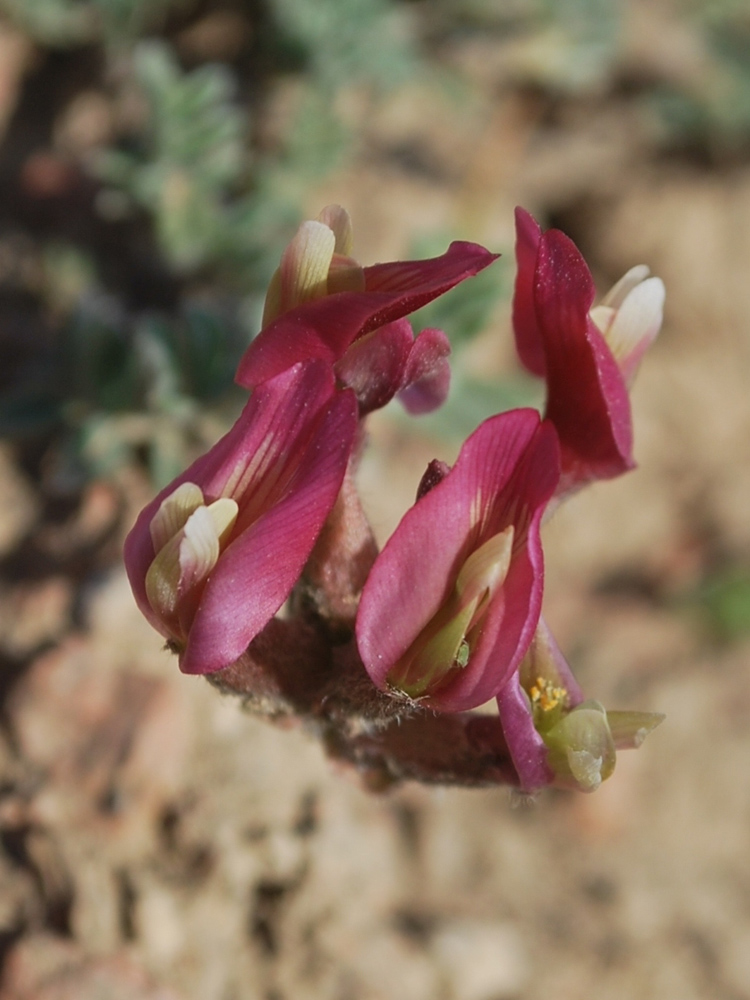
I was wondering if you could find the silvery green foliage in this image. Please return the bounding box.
[0,287,248,487]
[95,42,252,273]
[91,0,424,277]
[652,0,750,154]
[0,0,429,486]
[0,0,192,44]
[63,300,248,484]
[421,0,622,92]
[271,0,415,93]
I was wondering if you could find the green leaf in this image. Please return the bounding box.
[270,0,417,93]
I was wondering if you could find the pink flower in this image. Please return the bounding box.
[496,618,664,793]
[124,361,357,674]
[236,206,498,414]
[356,409,560,713]
[513,207,664,492]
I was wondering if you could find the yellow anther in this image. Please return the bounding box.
[529,676,568,714]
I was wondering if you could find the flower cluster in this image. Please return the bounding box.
[125,205,665,794]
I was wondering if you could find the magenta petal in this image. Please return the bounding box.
[362,241,497,297]
[531,617,585,705]
[180,388,357,673]
[438,424,557,712]
[512,207,546,377]
[534,230,634,487]
[512,209,636,490]
[356,409,560,713]
[236,241,498,389]
[396,327,451,415]
[126,363,337,608]
[496,618,585,792]
[495,675,553,792]
[334,318,413,415]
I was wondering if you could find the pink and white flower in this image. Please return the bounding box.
[513,207,664,492]
[497,618,663,792]
[124,361,357,674]
[237,206,498,415]
[356,409,560,713]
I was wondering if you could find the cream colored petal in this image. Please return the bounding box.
[149,482,205,553]
[278,220,335,314]
[145,499,237,623]
[605,276,665,381]
[178,506,222,593]
[317,204,354,255]
[145,534,182,618]
[178,498,238,593]
[205,496,239,546]
[589,304,616,337]
[600,264,651,309]
[456,525,514,607]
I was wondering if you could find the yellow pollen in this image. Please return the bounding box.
[529,676,568,713]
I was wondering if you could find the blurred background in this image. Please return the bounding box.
[0,0,749,997]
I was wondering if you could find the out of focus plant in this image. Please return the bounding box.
[0,288,246,487]
[513,0,621,91]
[95,41,264,276]
[92,0,422,278]
[68,300,249,484]
[271,0,415,93]
[429,0,750,153]
[0,0,193,45]
[427,0,622,92]
[650,1,750,154]
[691,566,750,643]
[0,0,430,488]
